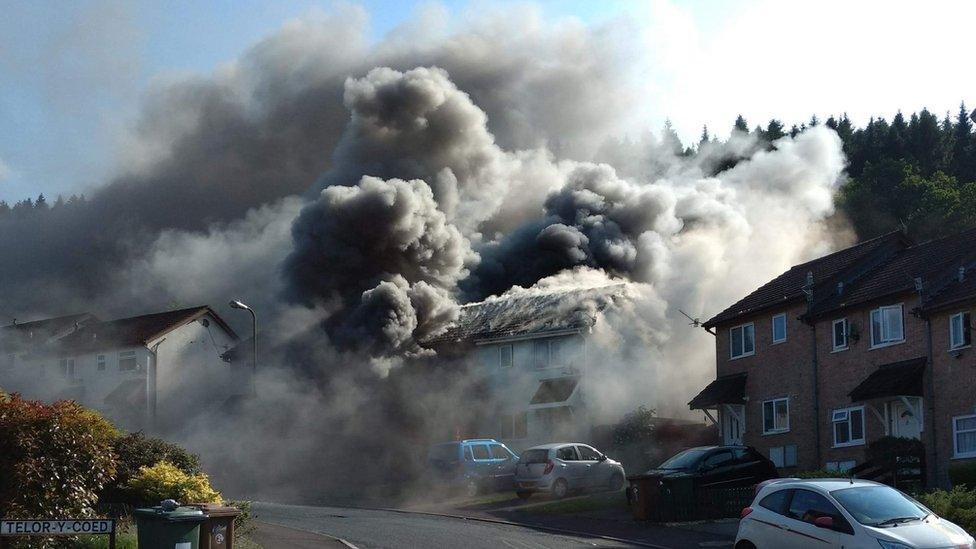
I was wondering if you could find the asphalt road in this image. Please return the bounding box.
[253,502,648,549]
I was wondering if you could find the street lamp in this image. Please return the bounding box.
[229,300,257,395]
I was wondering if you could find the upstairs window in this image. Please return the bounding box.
[762,397,790,434]
[950,312,972,350]
[59,358,75,379]
[832,406,865,447]
[832,318,848,351]
[118,350,137,372]
[771,313,787,344]
[730,323,755,359]
[870,304,904,348]
[97,354,106,371]
[498,344,514,368]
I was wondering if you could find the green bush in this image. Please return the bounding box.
[126,461,221,506]
[950,460,976,488]
[101,432,201,508]
[226,500,256,541]
[917,486,976,535]
[0,394,117,520]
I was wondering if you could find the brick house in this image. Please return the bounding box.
[689,228,976,486]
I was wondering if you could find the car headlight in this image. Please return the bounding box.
[877,540,914,549]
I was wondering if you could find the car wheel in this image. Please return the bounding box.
[734,541,756,549]
[465,479,480,497]
[608,472,625,492]
[552,479,569,499]
[516,490,533,500]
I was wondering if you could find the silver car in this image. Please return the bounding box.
[513,443,626,499]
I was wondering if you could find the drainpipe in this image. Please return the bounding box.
[803,272,822,468]
[924,315,939,487]
[149,338,166,431]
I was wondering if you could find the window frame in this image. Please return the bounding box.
[832,406,866,448]
[953,414,976,459]
[869,304,905,349]
[771,313,787,344]
[949,312,972,350]
[118,350,138,372]
[96,354,106,371]
[762,397,790,435]
[729,322,756,359]
[832,318,848,352]
[498,344,514,368]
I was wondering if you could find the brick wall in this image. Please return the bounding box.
[713,301,819,472]
[929,303,976,486]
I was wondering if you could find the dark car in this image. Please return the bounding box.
[426,439,519,496]
[643,445,778,489]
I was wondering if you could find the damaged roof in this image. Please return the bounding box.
[425,285,626,344]
[56,306,237,354]
[0,313,99,353]
[703,231,909,328]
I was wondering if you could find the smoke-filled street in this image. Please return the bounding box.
[3,2,976,548]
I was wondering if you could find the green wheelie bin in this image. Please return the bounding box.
[134,504,206,549]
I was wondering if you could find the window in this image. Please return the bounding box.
[97,355,106,371]
[771,313,787,344]
[471,444,490,460]
[730,323,755,359]
[826,460,857,472]
[870,304,904,348]
[703,450,734,470]
[118,350,137,371]
[763,398,790,434]
[532,337,577,369]
[950,312,972,350]
[832,406,865,447]
[498,344,513,368]
[832,318,848,351]
[498,412,528,439]
[533,340,549,369]
[787,489,851,533]
[577,445,601,460]
[953,414,976,458]
[489,444,513,460]
[769,445,797,468]
[59,358,75,379]
[758,489,791,515]
[556,446,578,461]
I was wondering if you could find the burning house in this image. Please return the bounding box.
[425,284,644,450]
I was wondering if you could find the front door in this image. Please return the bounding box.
[722,405,745,446]
[890,398,922,439]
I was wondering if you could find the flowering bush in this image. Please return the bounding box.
[102,432,201,508]
[126,461,221,505]
[0,394,117,521]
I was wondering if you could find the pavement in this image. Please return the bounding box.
[251,493,740,549]
[252,521,350,548]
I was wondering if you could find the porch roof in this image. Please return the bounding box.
[688,372,747,409]
[530,376,579,405]
[848,357,926,402]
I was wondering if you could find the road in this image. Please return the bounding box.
[253,502,650,548]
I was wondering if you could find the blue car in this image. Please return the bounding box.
[427,439,519,496]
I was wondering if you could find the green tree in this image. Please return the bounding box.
[733,115,749,133]
[950,102,975,181]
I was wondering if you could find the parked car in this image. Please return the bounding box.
[736,478,975,549]
[514,442,626,499]
[644,446,777,490]
[426,439,519,496]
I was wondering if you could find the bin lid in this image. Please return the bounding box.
[134,505,206,522]
[188,503,241,517]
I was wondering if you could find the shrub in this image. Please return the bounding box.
[102,432,201,508]
[917,486,976,535]
[0,394,117,521]
[226,500,255,541]
[950,460,976,488]
[126,461,221,506]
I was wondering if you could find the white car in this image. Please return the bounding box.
[736,478,974,549]
[513,443,626,499]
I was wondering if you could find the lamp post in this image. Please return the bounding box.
[229,300,257,396]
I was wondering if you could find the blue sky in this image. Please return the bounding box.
[1,0,974,203]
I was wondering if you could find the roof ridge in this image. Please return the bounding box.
[787,230,907,272]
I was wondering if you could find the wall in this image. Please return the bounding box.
[929,303,976,486]
[712,300,818,472]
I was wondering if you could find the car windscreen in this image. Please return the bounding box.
[830,486,928,526]
[657,448,708,470]
[428,443,459,463]
[520,449,549,464]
